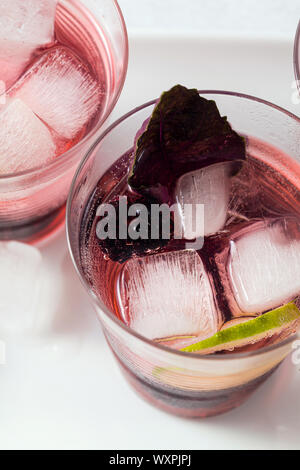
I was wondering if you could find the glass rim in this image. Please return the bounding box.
[66,90,300,361]
[0,0,129,182]
[294,20,300,90]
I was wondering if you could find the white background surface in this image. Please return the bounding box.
[118,0,299,38]
[0,1,300,452]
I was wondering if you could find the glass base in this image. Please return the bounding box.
[0,205,66,244]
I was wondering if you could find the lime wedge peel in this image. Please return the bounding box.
[180,302,300,354]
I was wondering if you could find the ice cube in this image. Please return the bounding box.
[228,219,300,313]
[14,47,101,140]
[0,0,57,88]
[117,250,220,342]
[174,163,230,240]
[0,242,42,334]
[0,98,56,174]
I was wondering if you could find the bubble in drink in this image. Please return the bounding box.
[0,0,57,89]
[0,98,55,174]
[14,46,102,140]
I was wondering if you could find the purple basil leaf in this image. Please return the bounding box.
[128,85,246,203]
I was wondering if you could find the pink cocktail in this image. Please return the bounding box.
[67,90,300,418]
[0,0,128,243]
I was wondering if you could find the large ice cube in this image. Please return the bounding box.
[0,242,42,334]
[0,0,57,88]
[14,47,101,140]
[0,98,56,174]
[174,163,230,240]
[228,219,300,313]
[118,250,220,342]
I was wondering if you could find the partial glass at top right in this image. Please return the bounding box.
[68,84,300,419]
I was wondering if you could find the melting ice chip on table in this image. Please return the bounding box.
[174,163,231,239]
[118,250,221,347]
[0,98,56,174]
[14,47,102,140]
[0,0,57,89]
[228,219,300,314]
[0,45,101,175]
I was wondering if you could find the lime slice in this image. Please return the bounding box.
[181,302,300,354]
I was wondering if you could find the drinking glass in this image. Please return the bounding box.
[67,92,300,418]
